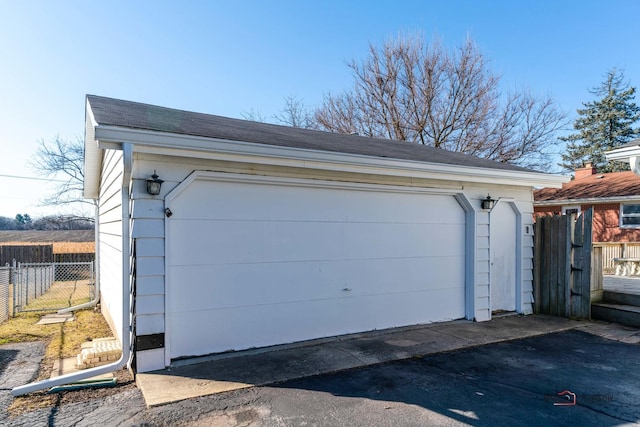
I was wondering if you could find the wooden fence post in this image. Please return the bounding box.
[570,208,593,320]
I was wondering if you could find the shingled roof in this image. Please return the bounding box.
[87,95,535,173]
[534,170,640,203]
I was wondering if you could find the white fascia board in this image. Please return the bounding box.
[93,125,569,188]
[606,145,640,161]
[606,145,640,176]
[534,195,640,206]
[83,102,102,200]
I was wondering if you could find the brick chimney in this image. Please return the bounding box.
[575,162,596,180]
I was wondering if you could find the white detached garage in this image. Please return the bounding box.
[83,95,567,373]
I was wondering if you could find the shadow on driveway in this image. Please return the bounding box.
[273,330,640,426]
[0,348,19,386]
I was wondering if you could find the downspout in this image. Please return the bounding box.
[57,202,101,314]
[13,144,133,396]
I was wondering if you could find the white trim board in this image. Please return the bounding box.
[89,125,569,190]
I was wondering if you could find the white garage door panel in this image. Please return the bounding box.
[170,286,465,357]
[169,180,462,223]
[168,256,465,313]
[167,176,467,360]
[167,220,464,266]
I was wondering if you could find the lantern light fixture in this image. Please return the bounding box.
[146,170,164,196]
[481,194,496,210]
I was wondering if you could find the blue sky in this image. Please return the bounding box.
[1,0,639,218]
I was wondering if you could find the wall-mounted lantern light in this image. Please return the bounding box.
[481,194,496,210]
[146,170,164,196]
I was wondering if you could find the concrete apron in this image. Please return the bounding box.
[137,314,582,408]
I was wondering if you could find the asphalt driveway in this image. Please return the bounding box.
[131,329,640,426]
[3,324,640,426]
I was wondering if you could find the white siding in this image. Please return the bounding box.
[520,201,536,314]
[475,210,491,321]
[127,169,168,372]
[98,149,124,342]
[462,185,536,320]
[130,183,166,338]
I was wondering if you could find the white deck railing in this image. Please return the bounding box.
[593,242,640,274]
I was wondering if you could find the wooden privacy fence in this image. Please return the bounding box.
[53,253,94,263]
[534,208,593,319]
[0,245,53,265]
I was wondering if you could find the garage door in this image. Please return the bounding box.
[165,173,466,360]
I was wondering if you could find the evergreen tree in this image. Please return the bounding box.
[560,69,640,173]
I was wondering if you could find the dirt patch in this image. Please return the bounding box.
[9,369,136,417]
[1,308,135,417]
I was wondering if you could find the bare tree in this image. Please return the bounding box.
[273,95,317,129]
[243,96,317,129]
[30,137,95,218]
[315,35,568,169]
[241,108,269,123]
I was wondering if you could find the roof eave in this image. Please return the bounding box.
[93,125,569,188]
[606,145,640,162]
[606,145,640,176]
[534,195,640,206]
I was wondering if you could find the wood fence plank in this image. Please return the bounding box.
[569,209,593,320]
[559,216,569,316]
[540,216,552,314]
[570,214,582,319]
[548,217,559,316]
[580,208,593,319]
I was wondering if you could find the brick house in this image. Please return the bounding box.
[534,163,640,243]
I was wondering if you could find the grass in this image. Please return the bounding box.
[2,307,125,416]
[52,242,95,254]
[0,309,113,360]
[19,280,93,312]
[0,311,56,346]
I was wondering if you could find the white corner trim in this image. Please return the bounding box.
[453,193,477,321]
[92,125,569,188]
[84,102,102,199]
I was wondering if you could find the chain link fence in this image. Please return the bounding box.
[0,263,10,322]
[13,262,95,313]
